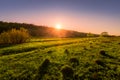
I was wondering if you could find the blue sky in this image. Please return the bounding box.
[0,0,120,35]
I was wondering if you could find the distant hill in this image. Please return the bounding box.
[0,21,99,38]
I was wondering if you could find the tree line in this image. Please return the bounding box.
[0,21,114,39]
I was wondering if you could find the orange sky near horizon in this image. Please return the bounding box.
[12,11,119,35]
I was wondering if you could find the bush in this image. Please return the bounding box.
[69,57,79,67]
[61,65,74,80]
[0,28,30,44]
[99,50,106,56]
[35,59,50,80]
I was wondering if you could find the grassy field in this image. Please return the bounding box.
[0,37,120,80]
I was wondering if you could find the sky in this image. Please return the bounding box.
[0,0,120,35]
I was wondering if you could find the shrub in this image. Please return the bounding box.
[64,49,69,54]
[61,65,74,80]
[99,50,115,59]
[0,28,30,44]
[35,59,50,80]
[69,57,79,67]
[99,50,106,56]
[95,60,105,67]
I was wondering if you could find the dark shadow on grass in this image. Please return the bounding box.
[31,39,59,42]
[0,42,76,56]
[0,44,18,48]
[0,47,37,56]
[108,62,120,65]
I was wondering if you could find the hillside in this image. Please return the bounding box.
[0,21,98,38]
[0,37,120,79]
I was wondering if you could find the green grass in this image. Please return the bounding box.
[0,37,120,80]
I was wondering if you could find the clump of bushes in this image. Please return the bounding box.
[64,49,69,54]
[95,60,105,67]
[35,59,50,80]
[69,57,79,67]
[99,50,115,59]
[99,50,106,56]
[0,28,30,44]
[61,65,74,80]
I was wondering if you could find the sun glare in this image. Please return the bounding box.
[56,24,62,29]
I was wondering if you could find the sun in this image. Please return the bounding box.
[55,24,62,29]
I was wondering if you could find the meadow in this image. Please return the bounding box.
[0,37,120,80]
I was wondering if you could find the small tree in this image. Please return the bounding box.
[0,28,30,44]
[87,32,95,37]
[100,32,109,37]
